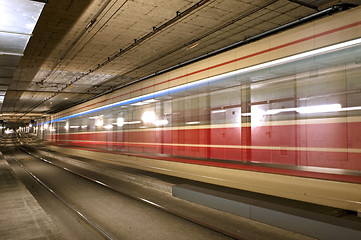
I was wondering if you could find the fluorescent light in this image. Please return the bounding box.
[211,109,226,114]
[5,129,13,134]
[124,121,141,125]
[143,99,157,103]
[131,102,147,106]
[0,51,24,56]
[131,99,157,106]
[95,118,104,127]
[186,121,200,125]
[142,111,156,124]
[250,106,265,127]
[266,108,295,115]
[340,106,361,112]
[104,124,113,129]
[154,119,168,126]
[89,115,103,119]
[70,125,80,129]
[266,104,342,115]
[116,117,124,127]
[296,104,341,114]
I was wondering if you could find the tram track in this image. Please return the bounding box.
[3,135,113,240]
[3,134,240,240]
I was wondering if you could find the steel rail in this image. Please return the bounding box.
[5,135,114,240]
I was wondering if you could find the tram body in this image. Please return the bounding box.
[37,7,361,212]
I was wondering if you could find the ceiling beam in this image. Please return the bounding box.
[6,89,96,94]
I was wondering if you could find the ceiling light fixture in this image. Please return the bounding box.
[0,51,24,56]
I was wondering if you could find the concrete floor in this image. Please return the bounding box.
[1,136,318,240]
[0,156,63,240]
[6,147,234,240]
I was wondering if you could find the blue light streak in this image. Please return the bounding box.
[38,37,361,126]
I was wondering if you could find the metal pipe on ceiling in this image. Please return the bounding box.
[22,0,213,117]
[36,0,112,86]
[54,0,212,90]
[28,2,356,116]
[86,3,355,102]
[18,0,113,120]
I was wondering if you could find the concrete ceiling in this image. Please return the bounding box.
[1,0,360,126]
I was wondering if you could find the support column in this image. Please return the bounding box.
[241,84,251,162]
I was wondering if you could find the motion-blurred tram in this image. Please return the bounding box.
[36,7,361,212]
